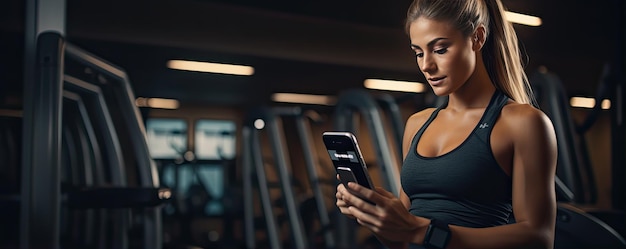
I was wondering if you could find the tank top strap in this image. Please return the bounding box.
[473,90,510,140]
[409,104,445,151]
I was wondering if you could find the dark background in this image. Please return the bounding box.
[1,0,623,107]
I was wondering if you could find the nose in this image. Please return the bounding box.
[419,53,436,74]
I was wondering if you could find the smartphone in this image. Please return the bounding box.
[336,166,358,185]
[322,131,374,190]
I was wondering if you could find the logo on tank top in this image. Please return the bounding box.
[479,123,489,129]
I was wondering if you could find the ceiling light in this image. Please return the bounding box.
[254,119,265,130]
[167,60,254,76]
[505,11,542,26]
[364,79,426,93]
[570,97,611,110]
[271,93,337,106]
[136,97,180,109]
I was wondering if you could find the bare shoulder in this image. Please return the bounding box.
[501,103,553,128]
[500,102,556,144]
[405,108,437,134]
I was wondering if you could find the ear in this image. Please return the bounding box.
[472,25,487,51]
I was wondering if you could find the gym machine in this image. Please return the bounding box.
[530,68,626,248]
[243,106,336,249]
[17,31,171,249]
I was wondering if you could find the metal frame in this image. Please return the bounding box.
[64,75,126,186]
[294,108,336,248]
[61,91,103,247]
[61,85,128,248]
[62,90,105,187]
[21,31,163,249]
[243,107,311,249]
[375,93,405,161]
[243,126,281,249]
[65,43,162,249]
[555,203,626,248]
[63,76,128,248]
[21,31,64,249]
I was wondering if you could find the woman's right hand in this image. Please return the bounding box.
[335,174,356,219]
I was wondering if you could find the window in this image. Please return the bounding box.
[194,119,236,160]
[146,118,187,159]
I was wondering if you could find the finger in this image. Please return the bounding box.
[336,199,348,208]
[342,188,377,211]
[349,206,381,228]
[337,188,359,206]
[347,182,372,193]
[337,182,348,193]
[347,182,384,204]
[341,194,357,207]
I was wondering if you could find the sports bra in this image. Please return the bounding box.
[401,90,513,232]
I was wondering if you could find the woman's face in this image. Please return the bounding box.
[409,17,477,96]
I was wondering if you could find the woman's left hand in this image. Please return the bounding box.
[338,182,426,243]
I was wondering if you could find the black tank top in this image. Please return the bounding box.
[401,90,513,234]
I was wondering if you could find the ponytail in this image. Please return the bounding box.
[482,0,535,105]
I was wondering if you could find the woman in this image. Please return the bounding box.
[335,0,558,248]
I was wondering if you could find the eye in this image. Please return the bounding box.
[434,48,448,55]
[415,52,424,58]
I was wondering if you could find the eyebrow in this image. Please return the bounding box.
[410,37,448,50]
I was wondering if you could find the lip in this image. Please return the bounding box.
[428,76,446,86]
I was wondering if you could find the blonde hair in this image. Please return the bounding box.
[405,0,534,104]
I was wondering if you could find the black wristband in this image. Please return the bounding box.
[423,219,451,249]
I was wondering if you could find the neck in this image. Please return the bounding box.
[447,55,495,110]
